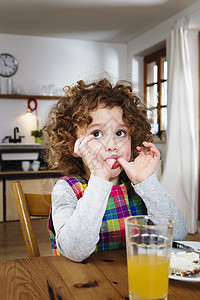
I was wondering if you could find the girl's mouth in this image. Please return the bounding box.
[112,161,120,169]
[106,155,121,169]
[106,154,120,160]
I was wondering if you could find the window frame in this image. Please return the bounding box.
[144,48,167,136]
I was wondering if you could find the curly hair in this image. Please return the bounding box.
[42,78,154,176]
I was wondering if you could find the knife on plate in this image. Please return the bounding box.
[172,241,200,255]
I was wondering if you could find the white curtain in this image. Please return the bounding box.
[161,18,198,233]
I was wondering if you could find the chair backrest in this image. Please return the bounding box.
[12,181,51,257]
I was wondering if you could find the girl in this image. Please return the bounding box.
[43,78,188,262]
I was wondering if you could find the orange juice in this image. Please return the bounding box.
[127,254,170,299]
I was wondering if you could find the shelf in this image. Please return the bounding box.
[0,94,62,100]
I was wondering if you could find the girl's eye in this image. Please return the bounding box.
[116,130,126,137]
[92,130,103,138]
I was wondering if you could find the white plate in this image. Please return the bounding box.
[169,241,200,282]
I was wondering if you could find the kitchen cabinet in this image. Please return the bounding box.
[0,171,62,221]
[6,177,59,220]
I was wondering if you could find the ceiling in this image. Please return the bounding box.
[0,0,197,43]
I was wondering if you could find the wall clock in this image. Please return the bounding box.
[0,53,18,77]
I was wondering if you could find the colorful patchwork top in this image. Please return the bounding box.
[48,172,147,256]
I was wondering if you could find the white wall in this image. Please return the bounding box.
[127,0,200,57]
[0,34,127,143]
[127,0,200,168]
[1,1,200,145]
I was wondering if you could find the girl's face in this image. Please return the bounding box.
[77,106,132,184]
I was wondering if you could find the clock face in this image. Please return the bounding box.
[0,53,18,77]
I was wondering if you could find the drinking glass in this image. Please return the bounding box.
[22,161,30,171]
[31,160,40,171]
[125,215,174,300]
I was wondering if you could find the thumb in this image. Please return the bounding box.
[106,158,116,168]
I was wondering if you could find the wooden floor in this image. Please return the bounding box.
[0,218,52,260]
[0,218,200,260]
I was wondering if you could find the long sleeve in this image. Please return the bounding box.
[52,175,113,262]
[133,172,189,240]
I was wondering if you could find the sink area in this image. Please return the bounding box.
[0,143,41,149]
[1,152,39,161]
[0,143,42,161]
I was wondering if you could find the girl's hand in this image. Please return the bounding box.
[73,136,115,181]
[117,142,160,185]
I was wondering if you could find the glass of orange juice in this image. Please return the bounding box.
[125,215,174,300]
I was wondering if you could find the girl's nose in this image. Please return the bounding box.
[105,137,117,152]
[106,145,117,151]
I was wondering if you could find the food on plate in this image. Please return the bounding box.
[170,251,200,277]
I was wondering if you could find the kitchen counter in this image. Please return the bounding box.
[0,143,45,170]
[0,170,63,180]
[0,143,42,150]
[0,144,63,222]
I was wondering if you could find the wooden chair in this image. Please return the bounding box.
[12,181,51,257]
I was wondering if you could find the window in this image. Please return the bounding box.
[144,48,167,139]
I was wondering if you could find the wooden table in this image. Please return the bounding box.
[1,249,200,300]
